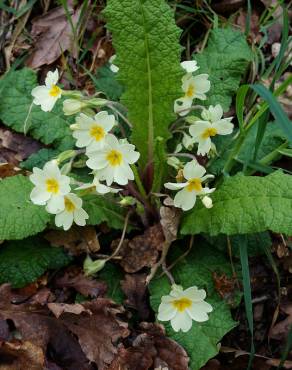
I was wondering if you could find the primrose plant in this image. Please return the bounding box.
[29,2,234,336]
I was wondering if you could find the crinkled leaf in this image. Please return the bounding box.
[0,68,74,151]
[94,65,124,101]
[20,148,59,171]
[194,28,252,111]
[83,194,126,230]
[149,242,237,370]
[0,237,71,288]
[181,171,292,236]
[0,175,50,240]
[104,0,183,164]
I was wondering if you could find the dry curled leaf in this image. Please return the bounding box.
[109,322,189,370]
[54,269,107,298]
[26,6,81,68]
[112,224,164,273]
[48,302,91,319]
[0,340,45,370]
[60,298,129,369]
[269,304,292,340]
[45,226,100,255]
[159,206,180,243]
[121,273,149,320]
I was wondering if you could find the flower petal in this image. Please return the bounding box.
[189,121,210,138]
[170,311,193,332]
[183,161,206,180]
[164,182,187,190]
[46,195,65,214]
[30,187,50,205]
[45,69,59,87]
[157,303,177,321]
[74,208,88,226]
[173,188,197,211]
[213,119,234,135]
[186,301,213,322]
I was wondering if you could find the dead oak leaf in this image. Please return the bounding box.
[0,340,45,370]
[26,6,81,68]
[48,303,91,319]
[112,224,165,273]
[270,304,292,340]
[59,298,129,370]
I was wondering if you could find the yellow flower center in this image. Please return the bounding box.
[186,178,202,192]
[64,197,76,212]
[186,84,195,98]
[201,127,217,139]
[106,150,122,166]
[90,124,105,142]
[49,84,61,97]
[46,178,59,194]
[172,297,192,312]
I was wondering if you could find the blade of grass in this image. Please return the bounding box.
[236,85,249,134]
[251,83,292,145]
[277,325,292,369]
[239,236,255,370]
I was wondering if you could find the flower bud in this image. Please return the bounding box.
[202,196,213,209]
[63,99,86,115]
[83,255,106,276]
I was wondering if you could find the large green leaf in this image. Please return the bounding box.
[149,242,237,370]
[20,148,59,171]
[194,28,253,111]
[104,0,183,165]
[83,194,126,230]
[0,237,71,288]
[0,175,50,240]
[181,171,292,236]
[0,68,74,151]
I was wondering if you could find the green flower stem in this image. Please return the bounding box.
[131,164,147,198]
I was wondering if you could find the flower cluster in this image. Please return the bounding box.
[30,160,88,230]
[165,59,234,211]
[174,60,210,116]
[30,69,139,229]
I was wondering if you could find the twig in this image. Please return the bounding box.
[162,262,175,285]
[146,240,172,284]
[107,211,131,261]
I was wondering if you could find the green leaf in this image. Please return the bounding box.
[194,28,253,111]
[83,194,126,229]
[181,171,292,236]
[0,68,74,151]
[104,0,183,165]
[149,242,237,370]
[0,237,71,288]
[98,262,125,304]
[0,175,50,240]
[94,65,124,101]
[20,148,59,171]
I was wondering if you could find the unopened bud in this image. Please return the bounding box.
[83,255,106,276]
[202,196,213,209]
[63,99,86,116]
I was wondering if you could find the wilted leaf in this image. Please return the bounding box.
[27,6,81,68]
[121,274,149,320]
[160,206,181,243]
[0,340,45,370]
[48,303,91,319]
[113,224,164,273]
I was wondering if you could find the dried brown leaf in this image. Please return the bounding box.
[113,224,164,273]
[54,270,107,298]
[121,273,149,320]
[60,298,129,369]
[269,304,292,340]
[26,6,81,68]
[109,322,189,370]
[0,340,45,370]
[48,302,91,318]
[159,206,180,243]
[45,226,100,255]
